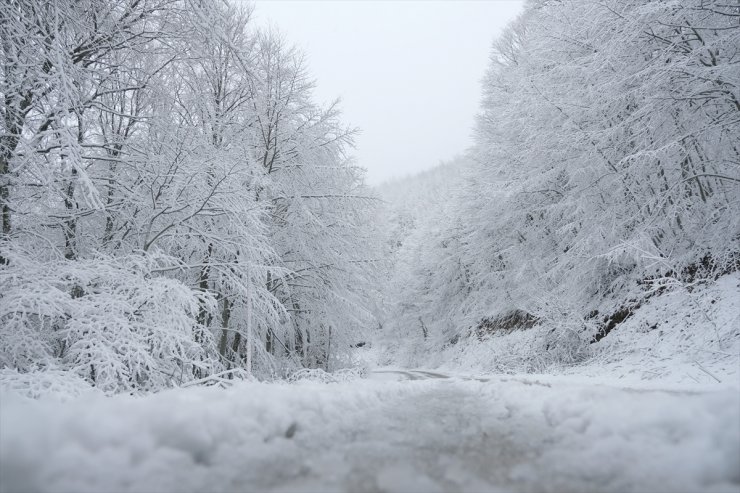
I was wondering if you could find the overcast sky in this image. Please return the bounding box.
[252,0,524,185]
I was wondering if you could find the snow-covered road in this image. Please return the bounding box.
[1,371,738,493]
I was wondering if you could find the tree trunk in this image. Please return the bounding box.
[218,297,232,362]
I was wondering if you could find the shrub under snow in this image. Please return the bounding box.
[0,249,219,394]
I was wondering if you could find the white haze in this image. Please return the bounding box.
[253,0,524,184]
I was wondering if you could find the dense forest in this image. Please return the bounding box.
[377,0,740,372]
[1,0,738,394]
[1,0,378,393]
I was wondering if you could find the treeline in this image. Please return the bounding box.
[0,0,376,392]
[382,0,740,365]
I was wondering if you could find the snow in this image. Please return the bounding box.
[3,1,738,491]
[377,273,740,389]
[2,371,738,493]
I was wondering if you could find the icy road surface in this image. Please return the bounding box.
[1,370,739,493]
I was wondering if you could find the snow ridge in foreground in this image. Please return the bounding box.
[1,375,738,493]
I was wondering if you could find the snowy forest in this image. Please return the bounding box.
[1,0,379,392]
[1,1,739,492]
[376,0,740,372]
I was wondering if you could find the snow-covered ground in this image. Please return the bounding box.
[2,370,738,493]
[374,273,740,389]
[3,277,738,493]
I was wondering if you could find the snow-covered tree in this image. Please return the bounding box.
[0,0,377,391]
[246,29,377,371]
[381,0,740,366]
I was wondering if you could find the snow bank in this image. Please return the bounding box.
[1,374,738,493]
[428,273,740,388]
[0,368,99,401]
[482,376,740,493]
[0,378,402,493]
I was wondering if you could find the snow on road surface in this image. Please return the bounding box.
[1,370,738,493]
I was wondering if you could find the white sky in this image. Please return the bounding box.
[251,0,524,185]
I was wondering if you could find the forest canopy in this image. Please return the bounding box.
[1,0,738,393]
[0,0,377,392]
